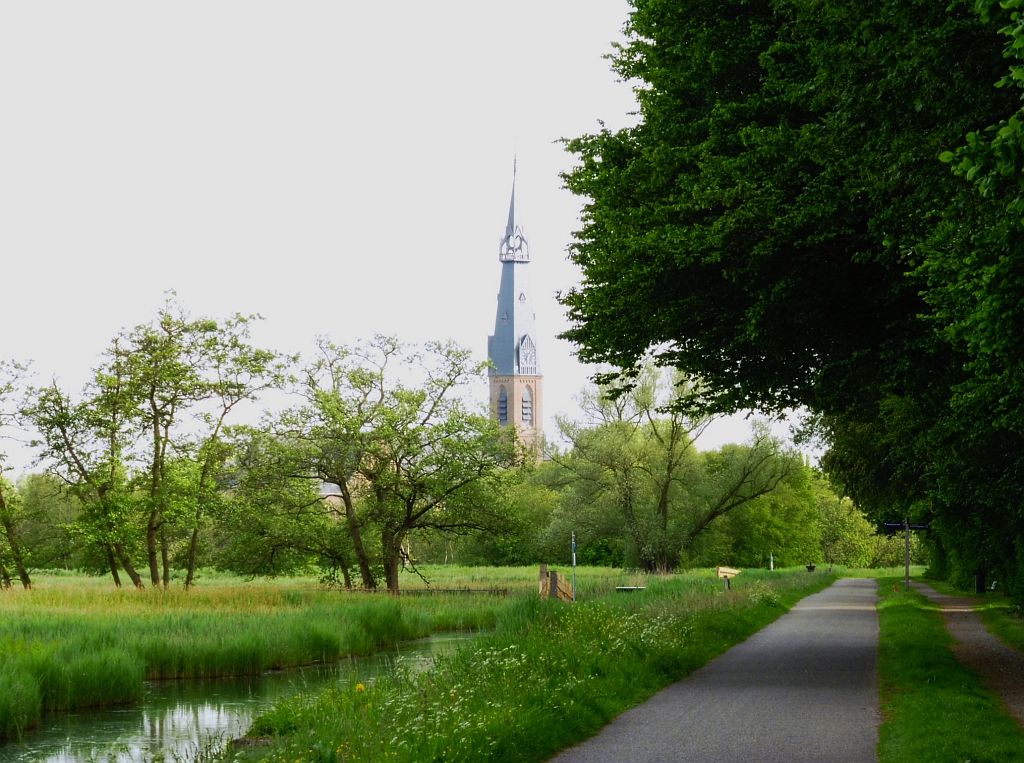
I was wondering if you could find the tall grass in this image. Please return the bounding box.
[0,570,515,742]
[230,568,835,762]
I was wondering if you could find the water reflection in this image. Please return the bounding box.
[0,633,470,763]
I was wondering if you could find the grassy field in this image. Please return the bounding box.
[226,567,835,762]
[876,578,1024,762]
[0,565,657,742]
[10,564,979,760]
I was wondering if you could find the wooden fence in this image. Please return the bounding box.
[538,564,574,602]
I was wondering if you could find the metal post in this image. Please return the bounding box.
[904,517,911,591]
[571,532,577,602]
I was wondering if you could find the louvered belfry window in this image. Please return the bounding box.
[521,385,533,426]
[498,386,509,425]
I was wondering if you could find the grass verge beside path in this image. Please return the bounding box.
[877,578,1024,762]
[228,569,835,763]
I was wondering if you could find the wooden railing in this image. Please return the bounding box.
[538,564,574,602]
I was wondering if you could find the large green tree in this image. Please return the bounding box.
[564,0,1009,409]
[552,368,797,571]
[562,0,1024,595]
[24,301,283,588]
[25,351,145,587]
[213,426,349,581]
[118,301,285,588]
[238,337,523,592]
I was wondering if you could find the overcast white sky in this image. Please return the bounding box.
[0,1,792,475]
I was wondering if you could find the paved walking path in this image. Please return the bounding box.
[911,581,1024,725]
[550,578,880,763]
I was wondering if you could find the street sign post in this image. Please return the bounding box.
[717,566,740,591]
[884,520,930,590]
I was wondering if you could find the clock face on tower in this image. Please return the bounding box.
[519,335,537,372]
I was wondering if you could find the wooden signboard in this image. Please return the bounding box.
[716,566,741,579]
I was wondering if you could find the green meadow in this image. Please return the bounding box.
[0,565,647,742]
[8,565,964,760]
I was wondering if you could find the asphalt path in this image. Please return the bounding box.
[550,578,879,763]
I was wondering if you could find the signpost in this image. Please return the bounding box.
[717,566,740,591]
[884,519,930,590]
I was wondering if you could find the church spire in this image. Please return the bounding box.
[505,156,517,238]
[488,159,543,453]
[499,157,529,262]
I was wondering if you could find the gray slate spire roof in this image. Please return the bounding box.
[488,165,540,377]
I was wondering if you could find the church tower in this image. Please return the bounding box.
[488,165,543,453]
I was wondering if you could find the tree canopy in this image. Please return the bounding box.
[226,336,524,592]
[22,299,284,589]
[549,367,800,572]
[563,0,1024,595]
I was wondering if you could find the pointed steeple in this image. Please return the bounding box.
[499,157,529,262]
[505,156,517,239]
[487,158,543,454]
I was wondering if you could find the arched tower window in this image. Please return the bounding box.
[498,386,508,426]
[521,385,533,426]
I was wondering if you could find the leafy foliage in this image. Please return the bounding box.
[224,337,525,591]
[22,298,284,588]
[561,0,1024,599]
[548,368,800,571]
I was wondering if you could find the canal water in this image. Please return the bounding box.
[0,632,471,763]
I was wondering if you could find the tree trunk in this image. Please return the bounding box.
[115,543,144,589]
[106,546,123,588]
[341,564,352,589]
[384,549,402,593]
[341,489,376,589]
[382,530,405,593]
[184,526,200,589]
[160,528,170,588]
[146,510,161,586]
[0,513,31,589]
[0,560,11,589]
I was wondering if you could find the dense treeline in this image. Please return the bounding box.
[562,0,1023,598]
[0,302,905,589]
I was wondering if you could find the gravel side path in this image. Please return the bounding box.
[549,578,880,763]
[911,581,1024,725]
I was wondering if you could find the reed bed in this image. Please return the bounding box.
[0,569,529,742]
[232,568,835,762]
